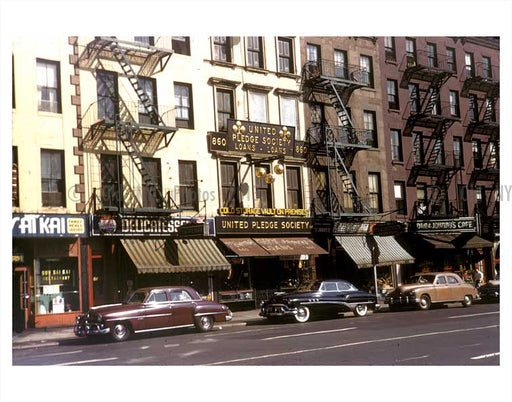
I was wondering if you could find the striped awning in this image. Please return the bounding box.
[335,235,415,269]
[121,238,230,274]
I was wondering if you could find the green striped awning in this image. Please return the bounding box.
[121,238,231,274]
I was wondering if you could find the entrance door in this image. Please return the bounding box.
[13,267,29,332]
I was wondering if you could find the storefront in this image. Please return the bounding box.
[12,213,88,329]
[215,216,327,308]
[401,217,493,284]
[89,212,228,303]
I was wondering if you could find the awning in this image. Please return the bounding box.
[335,235,415,268]
[420,234,458,249]
[219,238,270,257]
[121,238,230,274]
[252,237,328,256]
[458,234,493,249]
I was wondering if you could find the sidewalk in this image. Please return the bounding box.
[12,309,263,349]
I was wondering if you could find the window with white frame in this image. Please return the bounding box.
[247,37,264,68]
[334,49,347,79]
[213,37,231,62]
[280,96,299,139]
[390,129,403,161]
[174,82,193,129]
[37,59,60,113]
[277,37,294,73]
[360,55,373,87]
[248,91,267,123]
[368,172,382,213]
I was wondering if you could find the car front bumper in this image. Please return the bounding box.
[74,322,110,337]
[385,295,419,306]
[260,304,298,318]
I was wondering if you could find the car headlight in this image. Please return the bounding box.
[406,291,416,297]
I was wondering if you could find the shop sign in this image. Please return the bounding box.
[177,222,211,238]
[333,221,372,235]
[215,216,312,235]
[12,253,24,264]
[12,214,87,238]
[371,221,404,236]
[409,217,476,233]
[208,119,297,157]
[218,207,309,217]
[91,213,215,237]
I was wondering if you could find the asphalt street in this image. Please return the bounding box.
[12,303,499,366]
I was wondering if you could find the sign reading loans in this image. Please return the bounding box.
[209,119,296,157]
[409,217,476,233]
[12,214,87,237]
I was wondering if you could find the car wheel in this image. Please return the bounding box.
[462,295,473,307]
[418,295,431,311]
[195,315,214,332]
[353,304,368,317]
[110,322,130,342]
[294,306,310,323]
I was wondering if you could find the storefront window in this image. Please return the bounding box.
[35,257,79,314]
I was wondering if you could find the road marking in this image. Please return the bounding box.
[164,344,180,348]
[471,352,500,360]
[181,350,201,357]
[206,327,279,337]
[140,346,150,350]
[396,354,430,362]
[262,327,357,341]
[459,343,481,348]
[28,350,83,358]
[205,325,498,365]
[55,357,118,366]
[189,338,217,344]
[448,311,499,319]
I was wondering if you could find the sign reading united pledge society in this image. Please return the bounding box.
[210,119,295,156]
[215,216,312,235]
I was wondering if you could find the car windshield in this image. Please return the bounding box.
[125,291,148,304]
[407,275,436,284]
[295,281,322,292]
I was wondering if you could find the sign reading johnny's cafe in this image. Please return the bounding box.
[208,119,305,158]
[12,214,87,237]
[409,217,477,233]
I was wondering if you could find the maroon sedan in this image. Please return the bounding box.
[74,286,232,342]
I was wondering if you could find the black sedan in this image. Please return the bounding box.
[260,280,377,323]
[478,280,500,303]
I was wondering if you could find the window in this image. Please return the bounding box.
[307,43,320,64]
[428,87,442,115]
[343,171,356,211]
[482,56,492,79]
[334,49,348,79]
[37,258,79,313]
[280,96,299,139]
[321,282,338,292]
[147,291,168,303]
[446,47,456,72]
[277,37,294,73]
[170,290,192,302]
[394,181,407,215]
[384,37,396,61]
[469,94,479,121]
[387,79,399,109]
[453,137,464,168]
[465,52,475,78]
[489,141,498,168]
[13,146,19,207]
[220,162,239,208]
[408,83,420,113]
[178,160,198,210]
[427,43,438,67]
[134,36,154,45]
[96,70,118,121]
[472,139,483,169]
[213,37,231,62]
[142,157,162,208]
[457,185,468,216]
[447,276,458,284]
[405,38,416,66]
[247,37,264,68]
[41,149,65,207]
[286,167,303,209]
[390,129,403,162]
[360,55,373,87]
[255,164,272,209]
[436,276,446,285]
[37,59,60,113]
[100,154,122,208]
[449,90,460,117]
[368,173,382,213]
[172,36,190,55]
[363,110,377,148]
[174,82,193,129]
[138,77,157,124]
[248,91,268,123]
[434,139,445,165]
[476,186,486,212]
[412,132,424,164]
[416,182,427,216]
[216,89,234,132]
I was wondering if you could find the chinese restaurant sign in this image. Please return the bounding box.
[409,217,476,233]
[215,216,312,235]
[12,214,87,237]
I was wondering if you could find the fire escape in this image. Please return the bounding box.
[401,50,460,217]
[461,60,500,230]
[79,37,180,212]
[301,59,373,221]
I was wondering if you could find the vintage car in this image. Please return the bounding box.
[478,280,500,303]
[260,279,377,323]
[74,286,232,342]
[385,272,478,311]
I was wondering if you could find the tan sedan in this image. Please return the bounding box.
[385,272,478,311]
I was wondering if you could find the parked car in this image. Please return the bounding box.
[385,272,478,311]
[478,280,500,303]
[74,286,232,342]
[260,279,377,323]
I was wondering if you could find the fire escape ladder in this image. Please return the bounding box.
[324,80,354,128]
[107,40,163,126]
[425,134,443,166]
[483,98,496,122]
[423,86,440,115]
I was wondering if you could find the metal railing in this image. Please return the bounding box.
[399,50,455,73]
[460,62,500,82]
[303,59,370,84]
[306,125,373,147]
